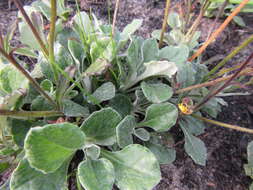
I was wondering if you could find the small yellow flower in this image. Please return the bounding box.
[178,97,193,115]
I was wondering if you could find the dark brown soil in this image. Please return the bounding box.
[1,0,253,190]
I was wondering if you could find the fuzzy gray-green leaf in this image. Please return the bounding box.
[81,108,122,146]
[91,82,116,104]
[10,158,70,190]
[140,103,178,132]
[101,144,161,190]
[116,115,136,148]
[181,125,207,166]
[78,158,115,190]
[24,123,85,173]
[141,81,173,103]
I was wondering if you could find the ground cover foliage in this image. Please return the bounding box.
[0,0,253,189]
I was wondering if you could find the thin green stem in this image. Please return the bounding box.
[0,110,64,118]
[49,0,59,82]
[204,34,253,81]
[192,114,253,134]
[0,47,57,107]
[159,0,171,48]
[13,0,49,56]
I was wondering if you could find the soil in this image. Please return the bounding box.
[1,0,253,190]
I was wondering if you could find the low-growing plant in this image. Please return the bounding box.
[0,0,253,189]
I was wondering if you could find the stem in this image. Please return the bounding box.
[0,110,64,118]
[189,0,250,62]
[112,0,120,37]
[175,68,252,94]
[13,0,49,56]
[185,0,209,40]
[204,34,253,80]
[184,0,192,31]
[159,0,171,48]
[49,0,59,82]
[194,52,253,111]
[0,31,4,49]
[0,47,57,107]
[206,0,229,40]
[193,114,253,134]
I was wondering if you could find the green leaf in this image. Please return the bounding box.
[91,82,116,104]
[77,158,115,190]
[142,38,159,62]
[32,0,71,20]
[176,62,196,88]
[84,58,111,77]
[73,12,92,36]
[181,125,207,166]
[9,119,45,147]
[116,115,136,148]
[14,47,37,58]
[168,13,182,29]
[84,144,101,160]
[18,8,45,50]
[141,81,173,103]
[124,60,178,90]
[248,141,253,166]
[180,116,206,136]
[120,19,143,43]
[31,96,54,111]
[159,45,189,65]
[101,144,161,190]
[233,16,246,27]
[62,99,89,117]
[81,108,122,146]
[134,128,150,141]
[145,137,176,165]
[0,65,28,95]
[108,94,133,118]
[140,103,178,132]
[24,123,85,173]
[68,39,86,66]
[127,36,144,72]
[10,158,70,190]
[136,61,177,84]
[40,79,53,92]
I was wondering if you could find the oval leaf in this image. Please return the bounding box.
[84,144,101,160]
[24,123,85,173]
[141,81,173,103]
[91,82,116,104]
[62,99,89,117]
[81,108,122,146]
[101,144,161,190]
[134,128,150,141]
[78,158,115,190]
[181,125,207,166]
[10,158,70,190]
[140,103,178,132]
[145,141,176,165]
[116,115,136,148]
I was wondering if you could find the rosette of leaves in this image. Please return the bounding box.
[0,0,234,189]
[0,2,181,189]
